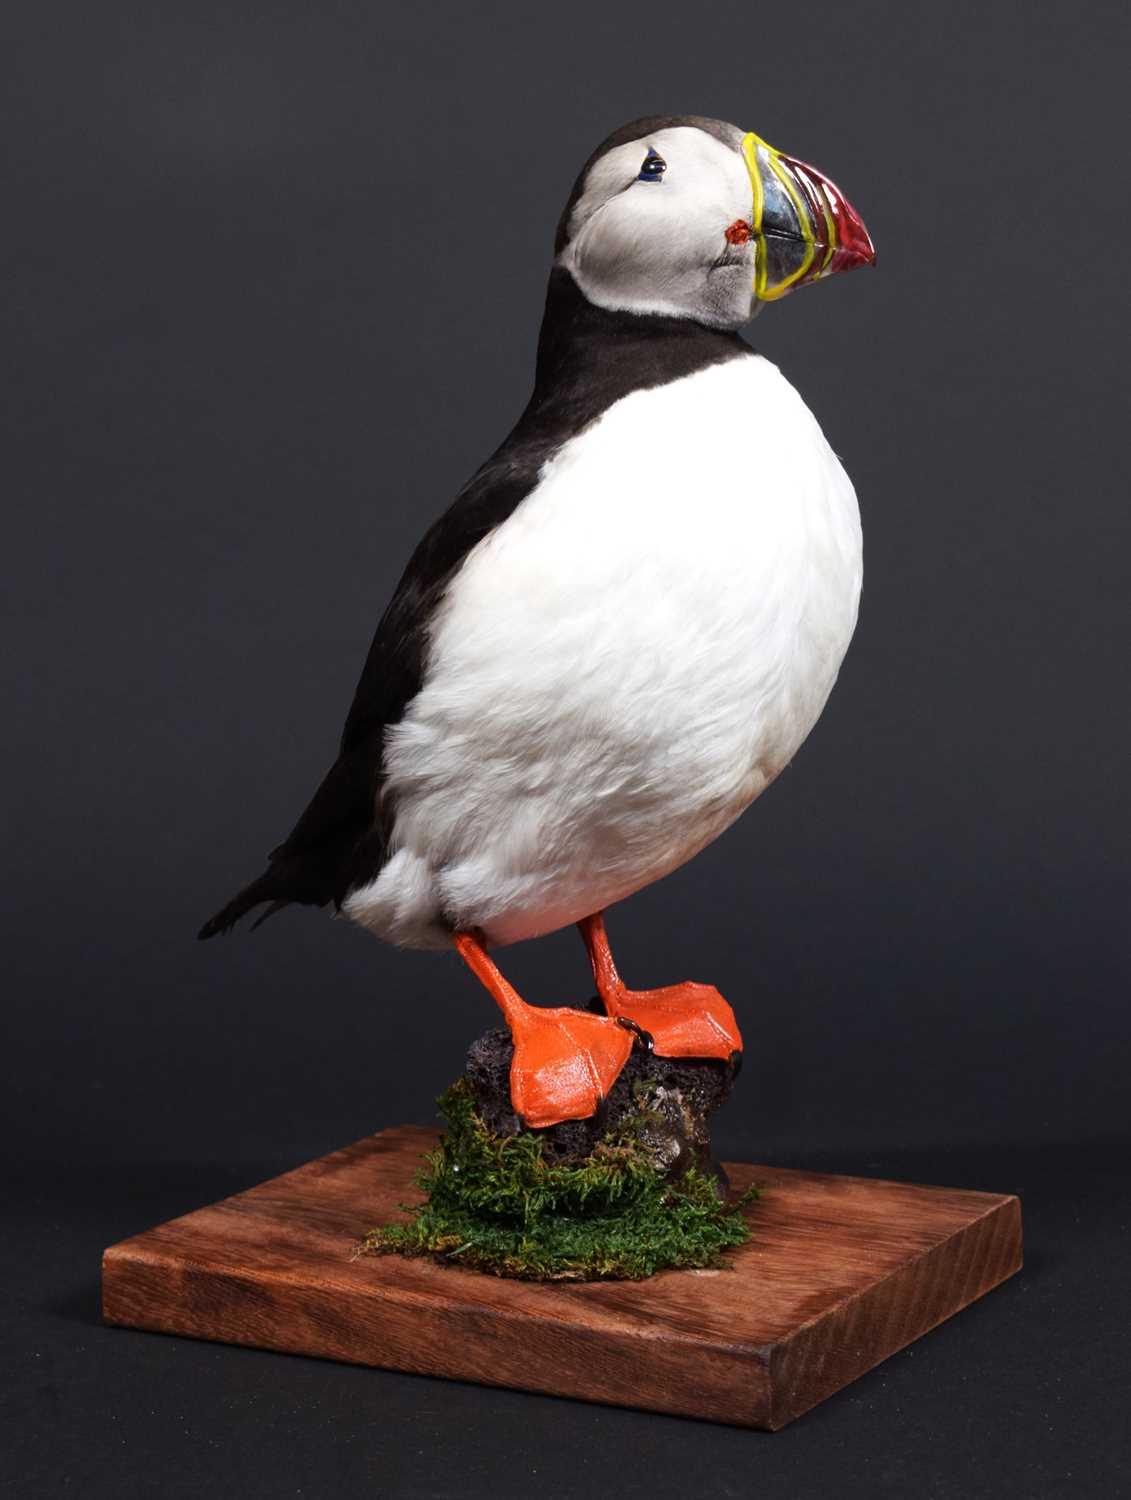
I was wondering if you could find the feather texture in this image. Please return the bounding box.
[344,352,862,949]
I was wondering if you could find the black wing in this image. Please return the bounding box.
[196,448,540,938]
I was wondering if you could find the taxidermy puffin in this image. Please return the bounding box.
[200,116,874,1131]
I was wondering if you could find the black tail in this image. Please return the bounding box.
[197,866,289,939]
[198,840,347,939]
[199,748,377,939]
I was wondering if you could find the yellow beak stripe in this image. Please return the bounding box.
[741,131,838,301]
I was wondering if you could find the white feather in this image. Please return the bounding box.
[344,354,862,949]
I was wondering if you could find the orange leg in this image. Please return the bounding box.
[454,931,634,1129]
[578,912,743,1062]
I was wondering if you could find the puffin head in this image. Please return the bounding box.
[555,115,875,330]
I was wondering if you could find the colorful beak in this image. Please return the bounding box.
[741,131,875,301]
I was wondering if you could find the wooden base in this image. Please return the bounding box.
[102,1127,1022,1429]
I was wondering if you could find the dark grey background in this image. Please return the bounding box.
[4,1,1129,1495]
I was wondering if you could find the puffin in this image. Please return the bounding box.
[200,115,874,1132]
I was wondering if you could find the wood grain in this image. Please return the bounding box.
[102,1127,1022,1429]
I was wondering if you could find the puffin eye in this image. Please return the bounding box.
[637,149,666,183]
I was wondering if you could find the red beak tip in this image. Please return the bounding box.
[840,215,876,267]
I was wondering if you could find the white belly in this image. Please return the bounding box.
[345,354,862,949]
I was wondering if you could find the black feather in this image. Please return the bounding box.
[197,869,283,940]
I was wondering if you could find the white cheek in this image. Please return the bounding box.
[715,261,757,322]
[559,125,756,327]
[573,191,702,281]
[567,187,752,325]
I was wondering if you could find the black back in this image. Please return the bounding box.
[198,269,749,937]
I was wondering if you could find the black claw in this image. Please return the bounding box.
[616,1016,655,1052]
[728,1049,743,1078]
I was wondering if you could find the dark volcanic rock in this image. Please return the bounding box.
[464,1021,739,1190]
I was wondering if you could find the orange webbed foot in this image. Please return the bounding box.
[578,913,743,1063]
[602,981,742,1062]
[507,1005,634,1129]
[453,931,634,1129]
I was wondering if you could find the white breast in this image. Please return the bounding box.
[345,354,862,949]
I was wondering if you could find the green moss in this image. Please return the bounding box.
[360,1080,758,1281]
